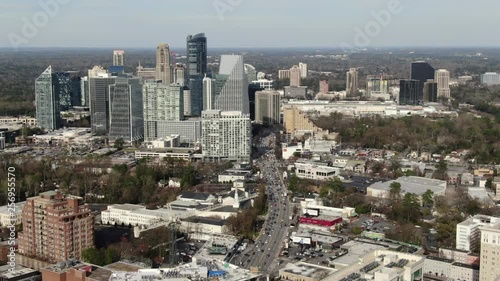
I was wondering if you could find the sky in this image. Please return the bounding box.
[0,0,499,49]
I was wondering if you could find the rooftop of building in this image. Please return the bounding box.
[368,176,447,194]
[105,261,145,272]
[180,192,214,201]
[0,267,39,279]
[281,262,337,279]
[182,216,226,226]
[458,214,500,227]
[0,201,25,214]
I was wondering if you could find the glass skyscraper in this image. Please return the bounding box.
[52,71,81,110]
[108,77,143,142]
[411,62,435,100]
[187,33,207,116]
[35,66,60,130]
[399,79,421,105]
[213,55,249,114]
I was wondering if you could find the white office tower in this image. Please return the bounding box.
[113,50,125,66]
[155,43,171,84]
[174,63,185,86]
[143,81,184,141]
[203,75,213,110]
[289,65,301,87]
[435,69,451,99]
[80,76,89,107]
[346,68,359,97]
[201,110,251,162]
[213,55,249,114]
[299,62,308,78]
[183,88,192,117]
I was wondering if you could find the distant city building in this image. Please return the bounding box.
[80,76,88,107]
[366,75,389,98]
[255,91,281,125]
[290,65,301,87]
[183,87,192,117]
[52,71,81,110]
[423,79,438,102]
[112,50,125,66]
[299,62,308,78]
[35,66,60,130]
[174,63,185,86]
[411,61,435,100]
[257,72,266,80]
[88,66,115,134]
[203,75,214,110]
[250,79,274,91]
[244,64,257,83]
[346,68,359,97]
[187,33,207,116]
[108,77,143,142]
[155,43,172,84]
[481,72,500,86]
[213,55,249,114]
[435,69,451,99]
[278,69,291,79]
[479,221,500,280]
[319,80,329,94]
[136,63,156,81]
[284,86,308,99]
[399,79,421,105]
[18,191,94,263]
[143,81,184,142]
[201,110,251,162]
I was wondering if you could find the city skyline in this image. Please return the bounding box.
[2,0,500,49]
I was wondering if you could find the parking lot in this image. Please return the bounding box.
[351,215,396,234]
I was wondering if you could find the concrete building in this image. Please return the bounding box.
[18,191,94,263]
[100,204,192,226]
[182,87,192,117]
[108,77,143,142]
[250,79,274,90]
[112,50,124,66]
[174,63,185,86]
[0,202,25,227]
[203,75,214,111]
[435,69,451,99]
[346,68,359,97]
[255,91,281,125]
[147,119,201,144]
[279,262,336,281]
[299,62,308,78]
[456,215,500,252]
[80,76,89,107]
[366,75,389,99]
[481,72,500,86]
[294,161,342,181]
[424,256,479,281]
[284,86,308,99]
[201,110,251,162]
[143,81,184,142]
[282,105,323,134]
[155,43,171,84]
[135,63,156,81]
[290,65,301,87]
[134,148,196,162]
[213,55,249,114]
[366,176,447,202]
[479,221,500,281]
[319,80,329,94]
[279,69,290,79]
[35,66,60,131]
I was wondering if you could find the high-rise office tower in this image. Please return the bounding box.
[479,223,500,281]
[183,87,192,117]
[88,66,116,134]
[187,33,207,116]
[113,50,125,66]
[143,81,184,141]
[213,55,249,114]
[423,79,438,102]
[319,80,329,94]
[411,62,435,101]
[203,75,214,111]
[435,69,451,99]
[399,79,421,105]
[290,65,301,87]
[299,62,308,78]
[156,43,171,84]
[18,191,94,263]
[35,66,60,130]
[255,91,281,125]
[244,64,257,83]
[80,76,89,107]
[346,68,359,97]
[52,71,81,110]
[201,110,251,162]
[366,75,389,98]
[174,63,186,86]
[108,77,143,142]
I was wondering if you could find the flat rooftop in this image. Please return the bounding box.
[281,262,337,279]
[368,176,447,194]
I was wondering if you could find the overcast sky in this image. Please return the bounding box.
[1,0,499,49]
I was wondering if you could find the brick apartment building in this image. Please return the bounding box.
[18,191,94,263]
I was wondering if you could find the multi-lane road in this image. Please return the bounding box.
[231,133,292,276]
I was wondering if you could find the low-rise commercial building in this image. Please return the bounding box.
[100,204,192,226]
[0,202,25,227]
[366,176,447,202]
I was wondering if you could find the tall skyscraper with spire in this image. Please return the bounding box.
[187,33,207,116]
[156,43,171,84]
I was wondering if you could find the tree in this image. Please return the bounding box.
[485,178,493,190]
[389,181,402,200]
[82,248,104,266]
[352,226,363,235]
[422,189,434,208]
[114,138,125,149]
[433,160,448,180]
